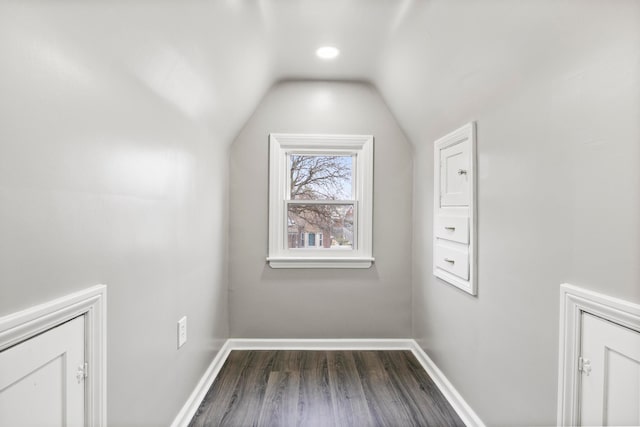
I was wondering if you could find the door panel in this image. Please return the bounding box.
[0,316,85,427]
[439,141,470,207]
[580,313,640,426]
[605,349,640,425]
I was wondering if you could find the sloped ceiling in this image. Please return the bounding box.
[375,0,640,145]
[255,0,636,151]
[0,0,416,147]
[0,1,272,146]
[2,0,633,147]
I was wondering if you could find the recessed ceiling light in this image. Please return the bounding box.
[316,46,340,60]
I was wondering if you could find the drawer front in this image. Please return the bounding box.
[435,216,469,244]
[435,243,469,280]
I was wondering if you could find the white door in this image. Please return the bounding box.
[0,316,85,427]
[580,313,640,426]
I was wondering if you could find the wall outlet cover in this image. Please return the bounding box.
[177,316,187,349]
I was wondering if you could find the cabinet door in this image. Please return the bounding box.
[580,313,640,426]
[439,140,470,207]
[0,316,85,427]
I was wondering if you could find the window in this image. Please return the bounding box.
[267,133,374,268]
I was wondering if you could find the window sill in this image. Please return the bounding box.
[266,256,375,269]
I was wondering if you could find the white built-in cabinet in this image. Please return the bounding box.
[433,122,476,295]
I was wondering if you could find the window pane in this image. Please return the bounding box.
[287,204,354,249]
[289,155,353,200]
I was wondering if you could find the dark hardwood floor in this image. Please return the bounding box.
[189,350,465,427]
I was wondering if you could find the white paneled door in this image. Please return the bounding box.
[0,316,85,427]
[580,313,640,426]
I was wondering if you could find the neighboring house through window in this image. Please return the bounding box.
[267,133,374,268]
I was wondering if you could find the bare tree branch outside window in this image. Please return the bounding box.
[288,155,354,249]
[290,155,352,200]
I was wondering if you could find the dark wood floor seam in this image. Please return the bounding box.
[189,350,465,427]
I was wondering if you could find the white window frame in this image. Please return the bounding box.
[267,133,374,269]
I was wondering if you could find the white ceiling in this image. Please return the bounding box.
[1,0,634,147]
[257,0,414,81]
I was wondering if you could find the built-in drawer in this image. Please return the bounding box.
[435,216,469,244]
[435,242,469,280]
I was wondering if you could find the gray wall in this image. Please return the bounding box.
[3,1,637,425]
[229,80,413,338]
[376,1,640,425]
[0,2,269,426]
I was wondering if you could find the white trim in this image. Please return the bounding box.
[0,285,107,427]
[266,256,375,269]
[170,340,234,427]
[268,133,374,269]
[173,338,484,427]
[409,341,486,427]
[557,283,640,426]
[227,338,414,350]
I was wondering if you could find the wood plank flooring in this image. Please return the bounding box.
[189,350,465,427]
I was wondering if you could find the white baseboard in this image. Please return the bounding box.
[170,340,233,427]
[227,338,415,350]
[172,338,484,427]
[408,342,486,427]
